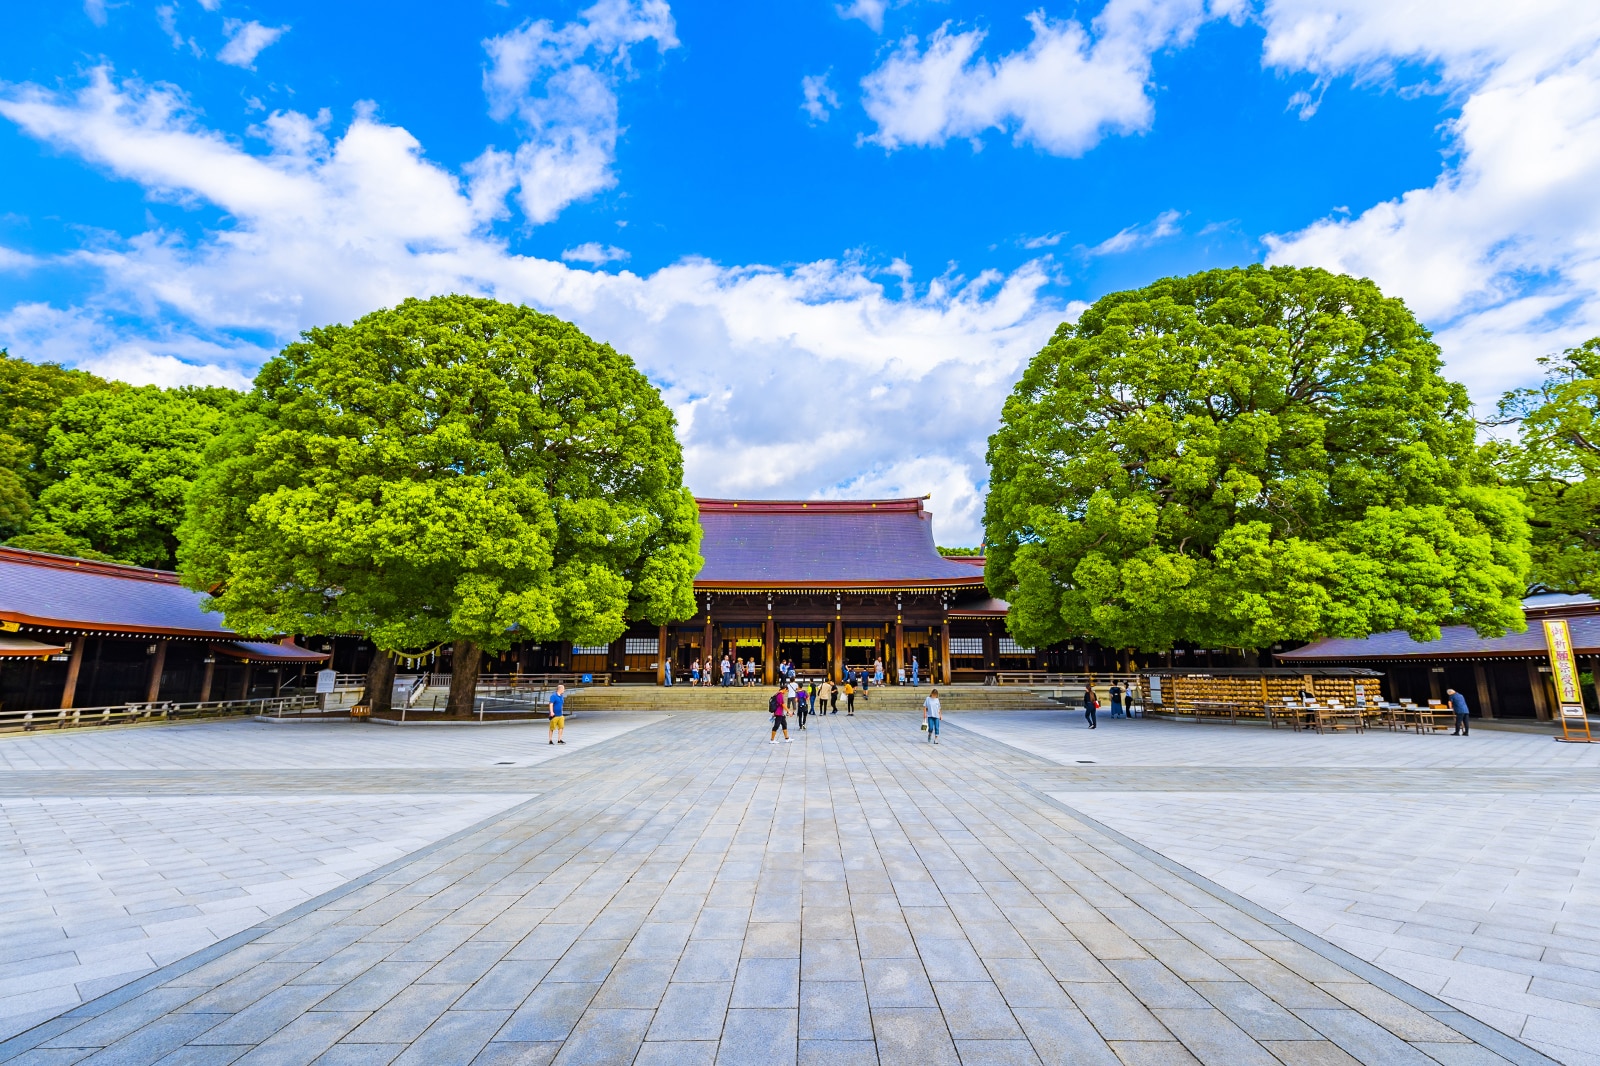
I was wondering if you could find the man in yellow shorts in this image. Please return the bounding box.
[548,683,566,745]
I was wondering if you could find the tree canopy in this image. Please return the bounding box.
[16,386,239,569]
[1498,337,1600,596]
[0,349,108,541]
[984,265,1530,652]
[179,295,701,708]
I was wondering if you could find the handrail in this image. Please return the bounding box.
[0,694,319,733]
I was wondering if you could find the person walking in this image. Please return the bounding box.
[1082,684,1098,729]
[769,685,792,743]
[924,687,942,744]
[874,658,884,686]
[817,679,832,717]
[1109,682,1124,719]
[808,679,818,719]
[547,683,567,745]
[845,680,856,715]
[796,685,809,729]
[691,658,701,686]
[829,679,840,714]
[1447,687,1471,735]
[664,660,673,687]
[910,657,919,687]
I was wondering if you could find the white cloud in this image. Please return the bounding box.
[801,73,840,123]
[1089,208,1182,255]
[481,0,677,225]
[0,303,258,389]
[0,67,1058,543]
[0,247,40,271]
[561,241,630,265]
[218,19,288,69]
[838,0,890,33]
[84,0,108,27]
[1020,232,1065,249]
[861,0,1243,155]
[1261,0,1600,407]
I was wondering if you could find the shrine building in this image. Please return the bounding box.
[503,496,1047,684]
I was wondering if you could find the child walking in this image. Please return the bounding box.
[924,688,941,744]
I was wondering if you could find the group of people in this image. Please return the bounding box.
[765,677,944,744]
[686,656,764,687]
[1079,682,1131,728]
[681,654,926,688]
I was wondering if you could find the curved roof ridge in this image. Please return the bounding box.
[0,545,181,585]
[695,497,928,515]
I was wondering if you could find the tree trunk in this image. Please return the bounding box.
[447,640,482,716]
[365,651,396,714]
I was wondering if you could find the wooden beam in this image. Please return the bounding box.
[894,620,904,684]
[1527,661,1552,720]
[657,624,667,686]
[940,618,951,686]
[145,640,167,703]
[60,635,87,709]
[764,614,775,686]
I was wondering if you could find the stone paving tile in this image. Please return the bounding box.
[0,713,1559,1066]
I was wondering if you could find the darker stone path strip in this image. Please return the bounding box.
[9,765,1600,796]
[0,713,1560,1066]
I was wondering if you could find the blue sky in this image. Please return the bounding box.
[2,0,1597,543]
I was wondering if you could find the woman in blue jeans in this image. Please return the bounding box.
[924,689,942,744]
[1082,685,1098,729]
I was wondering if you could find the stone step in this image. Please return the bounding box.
[560,685,1059,712]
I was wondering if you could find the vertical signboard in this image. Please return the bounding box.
[1545,619,1591,742]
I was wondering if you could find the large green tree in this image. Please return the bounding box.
[179,295,701,713]
[0,349,107,540]
[18,386,239,568]
[984,265,1530,653]
[1498,337,1600,595]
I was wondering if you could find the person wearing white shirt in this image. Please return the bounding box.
[923,689,942,744]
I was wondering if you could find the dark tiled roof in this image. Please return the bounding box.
[695,498,987,587]
[949,596,1010,617]
[1280,614,1600,661]
[217,641,330,663]
[0,547,232,637]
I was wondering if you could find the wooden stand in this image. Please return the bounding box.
[1557,704,1592,743]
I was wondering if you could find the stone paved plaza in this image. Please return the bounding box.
[0,709,1592,1065]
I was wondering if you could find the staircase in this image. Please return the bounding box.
[560,684,1060,713]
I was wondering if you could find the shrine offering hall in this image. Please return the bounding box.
[529,497,1034,685]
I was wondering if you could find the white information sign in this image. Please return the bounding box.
[315,669,338,695]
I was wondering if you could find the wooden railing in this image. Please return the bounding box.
[0,694,319,733]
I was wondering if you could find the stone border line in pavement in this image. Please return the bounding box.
[0,713,1562,1065]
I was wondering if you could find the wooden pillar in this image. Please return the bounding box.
[984,623,999,674]
[894,620,904,684]
[833,617,844,682]
[764,614,776,685]
[657,624,667,685]
[1528,661,1552,720]
[198,654,216,702]
[702,605,713,680]
[59,635,88,709]
[1474,663,1495,720]
[145,640,168,703]
[940,618,951,685]
[239,660,254,700]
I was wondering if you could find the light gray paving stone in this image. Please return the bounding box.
[716,1008,797,1066]
[634,1040,718,1066]
[0,713,1555,1066]
[231,1009,367,1065]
